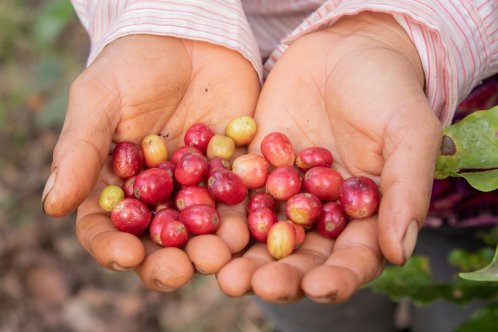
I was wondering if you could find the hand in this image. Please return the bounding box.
[42,35,260,290]
[217,12,442,303]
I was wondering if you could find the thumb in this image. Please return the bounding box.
[42,74,119,217]
[377,98,442,265]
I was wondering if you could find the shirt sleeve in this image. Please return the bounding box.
[70,0,263,81]
[264,0,498,126]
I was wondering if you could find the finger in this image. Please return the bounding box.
[185,234,232,274]
[78,181,194,291]
[216,243,272,297]
[302,218,383,303]
[75,158,145,269]
[135,246,194,292]
[251,232,333,303]
[76,212,146,271]
[81,219,146,271]
[42,72,119,217]
[378,102,442,265]
[163,44,259,274]
[76,179,146,271]
[216,202,250,254]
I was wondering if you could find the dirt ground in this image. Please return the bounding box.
[0,2,272,331]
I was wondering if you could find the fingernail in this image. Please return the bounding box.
[110,262,127,271]
[154,279,173,292]
[310,293,337,304]
[41,169,57,213]
[402,220,419,262]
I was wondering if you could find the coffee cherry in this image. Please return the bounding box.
[267,221,297,259]
[232,153,270,190]
[260,132,296,167]
[295,147,333,171]
[141,134,168,168]
[316,202,349,239]
[266,166,302,201]
[111,198,151,236]
[99,185,125,212]
[303,166,343,202]
[179,204,221,235]
[207,170,247,205]
[184,123,215,153]
[247,207,278,243]
[285,192,322,227]
[133,168,174,206]
[206,134,235,160]
[225,116,257,146]
[339,176,380,219]
[112,142,144,179]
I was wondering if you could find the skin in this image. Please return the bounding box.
[220,12,441,303]
[43,12,442,302]
[42,35,259,291]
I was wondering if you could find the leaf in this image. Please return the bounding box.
[368,256,498,305]
[475,225,498,247]
[435,105,498,179]
[459,245,498,282]
[448,247,495,272]
[456,302,498,332]
[367,256,435,305]
[32,0,75,45]
[451,170,498,192]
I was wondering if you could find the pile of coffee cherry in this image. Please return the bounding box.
[99,116,380,259]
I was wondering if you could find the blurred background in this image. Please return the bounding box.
[0,1,271,331]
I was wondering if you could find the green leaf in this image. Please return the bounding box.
[449,247,495,272]
[368,256,498,305]
[476,226,498,247]
[456,302,498,332]
[367,256,434,304]
[32,0,75,45]
[452,170,498,192]
[435,105,498,180]
[459,245,498,282]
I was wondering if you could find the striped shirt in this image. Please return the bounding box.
[71,0,498,126]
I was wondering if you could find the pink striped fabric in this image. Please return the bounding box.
[71,0,497,125]
[70,0,263,79]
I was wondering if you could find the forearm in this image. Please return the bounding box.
[71,0,263,81]
[265,0,498,126]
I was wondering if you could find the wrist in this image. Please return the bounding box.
[317,11,425,90]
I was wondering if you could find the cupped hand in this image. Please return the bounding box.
[42,35,260,290]
[217,12,442,303]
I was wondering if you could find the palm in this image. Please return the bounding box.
[71,35,258,145]
[217,17,442,303]
[45,35,260,290]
